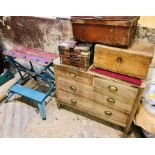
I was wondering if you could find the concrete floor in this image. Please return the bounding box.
[0,79,140,138]
[0,96,139,138]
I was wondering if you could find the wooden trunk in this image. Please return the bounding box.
[58,39,94,70]
[71,16,140,48]
[54,57,145,135]
[94,42,154,79]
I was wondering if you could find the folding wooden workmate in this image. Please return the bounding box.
[3,45,58,120]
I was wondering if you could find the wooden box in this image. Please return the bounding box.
[94,42,154,79]
[71,16,140,48]
[58,39,94,70]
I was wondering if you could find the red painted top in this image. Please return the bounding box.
[4,45,58,66]
[90,66,142,86]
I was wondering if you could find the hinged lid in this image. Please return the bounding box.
[71,16,140,26]
[58,39,77,51]
[59,39,92,55]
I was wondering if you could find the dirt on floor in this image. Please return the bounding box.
[0,79,141,138]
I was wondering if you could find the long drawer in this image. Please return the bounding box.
[58,77,133,113]
[57,66,92,85]
[93,77,138,99]
[59,90,128,126]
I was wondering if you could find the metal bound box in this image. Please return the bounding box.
[71,16,140,48]
[58,39,94,70]
[93,42,154,79]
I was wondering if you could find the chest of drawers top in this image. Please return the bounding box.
[53,57,145,89]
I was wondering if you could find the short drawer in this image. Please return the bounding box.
[59,90,128,125]
[57,66,92,85]
[58,77,133,113]
[93,77,138,99]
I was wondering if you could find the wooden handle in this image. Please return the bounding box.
[69,73,76,78]
[106,98,115,104]
[70,85,77,91]
[71,99,77,105]
[104,111,112,116]
[108,86,118,93]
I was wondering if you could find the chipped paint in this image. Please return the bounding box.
[0,16,73,54]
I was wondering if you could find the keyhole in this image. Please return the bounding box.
[116,57,122,68]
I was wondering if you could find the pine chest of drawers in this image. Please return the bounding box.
[54,58,145,135]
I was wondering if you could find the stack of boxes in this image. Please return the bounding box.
[54,16,154,135]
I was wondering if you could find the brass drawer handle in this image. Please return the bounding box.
[106,98,115,104]
[69,73,76,78]
[104,111,112,116]
[70,85,77,91]
[71,99,77,105]
[108,86,118,93]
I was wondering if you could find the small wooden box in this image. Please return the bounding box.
[71,16,140,48]
[94,42,154,79]
[58,39,94,70]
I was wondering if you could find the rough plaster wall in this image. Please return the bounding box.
[0,16,73,54]
[139,16,155,29]
[135,25,155,81]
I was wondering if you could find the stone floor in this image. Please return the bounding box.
[0,101,37,138]
[0,79,141,138]
[0,96,140,138]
